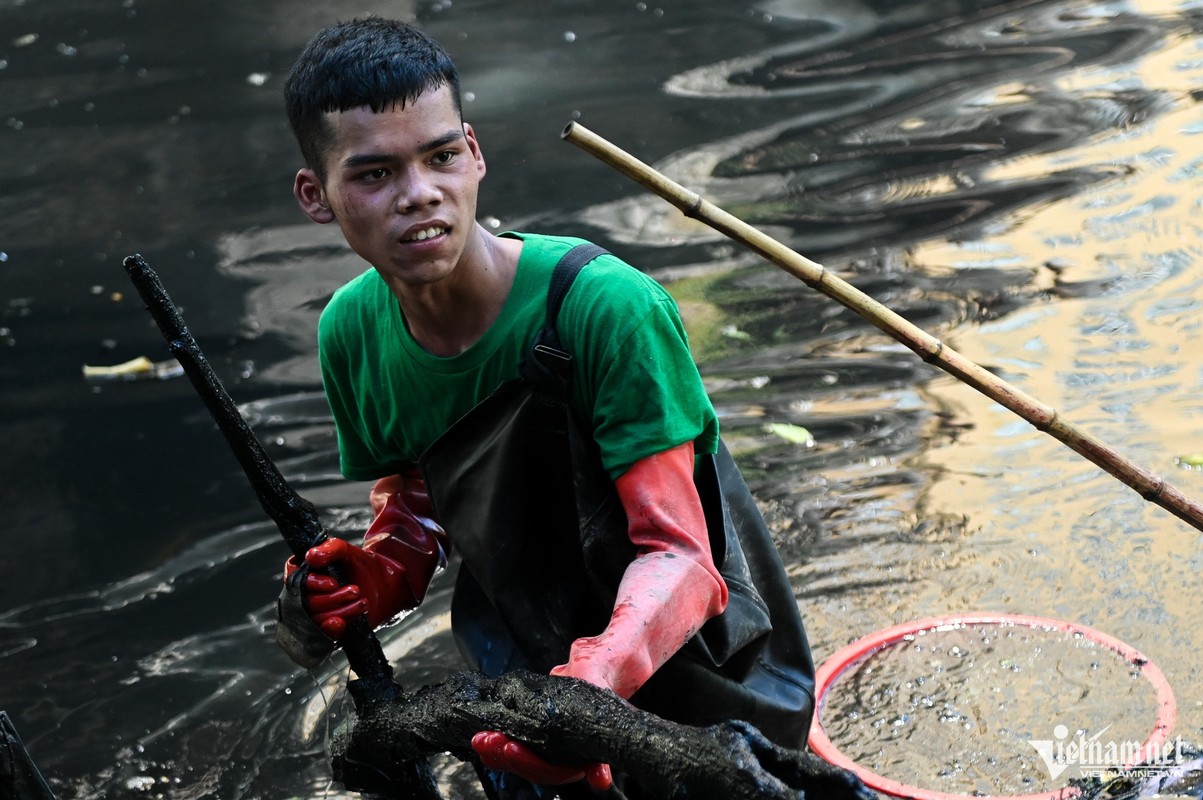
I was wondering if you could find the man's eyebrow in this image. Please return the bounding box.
[340,130,465,170]
[342,152,392,169]
[419,129,465,153]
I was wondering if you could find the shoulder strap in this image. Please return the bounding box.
[520,242,610,390]
[545,242,608,339]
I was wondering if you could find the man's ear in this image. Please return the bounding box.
[464,123,487,181]
[293,168,335,224]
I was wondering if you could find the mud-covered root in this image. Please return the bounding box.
[329,668,876,800]
[716,720,879,799]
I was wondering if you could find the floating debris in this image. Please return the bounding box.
[764,422,814,446]
[720,324,752,342]
[81,356,183,382]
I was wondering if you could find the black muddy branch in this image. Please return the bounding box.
[331,668,876,800]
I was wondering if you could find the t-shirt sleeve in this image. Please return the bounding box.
[564,262,720,479]
[318,303,390,482]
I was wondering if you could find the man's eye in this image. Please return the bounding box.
[432,151,457,165]
[358,168,389,182]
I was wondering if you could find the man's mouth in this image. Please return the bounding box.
[403,225,448,243]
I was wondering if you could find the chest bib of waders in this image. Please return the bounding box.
[418,244,816,749]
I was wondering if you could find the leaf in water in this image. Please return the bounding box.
[1176,454,1203,468]
[764,422,814,446]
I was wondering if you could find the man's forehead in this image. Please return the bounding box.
[329,105,457,147]
[322,83,458,120]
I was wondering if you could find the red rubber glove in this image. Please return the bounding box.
[553,439,728,696]
[472,441,727,787]
[471,732,613,790]
[283,470,447,640]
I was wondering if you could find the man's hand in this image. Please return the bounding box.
[469,442,726,789]
[282,473,447,640]
[471,731,613,790]
[283,536,413,639]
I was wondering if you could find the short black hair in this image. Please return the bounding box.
[284,18,462,177]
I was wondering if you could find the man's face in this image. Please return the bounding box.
[294,85,487,290]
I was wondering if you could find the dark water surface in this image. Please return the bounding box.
[2,0,1202,797]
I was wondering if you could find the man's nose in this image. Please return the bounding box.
[395,168,441,212]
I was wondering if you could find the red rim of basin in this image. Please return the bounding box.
[807,612,1177,800]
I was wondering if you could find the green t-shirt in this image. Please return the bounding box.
[318,231,719,481]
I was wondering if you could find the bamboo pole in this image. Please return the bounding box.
[561,121,1203,534]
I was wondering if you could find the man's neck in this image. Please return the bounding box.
[391,225,523,357]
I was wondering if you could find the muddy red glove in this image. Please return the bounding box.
[283,470,447,640]
[471,732,613,790]
[472,441,727,786]
[552,439,728,696]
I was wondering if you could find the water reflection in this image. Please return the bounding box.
[571,0,1175,260]
[2,0,1203,797]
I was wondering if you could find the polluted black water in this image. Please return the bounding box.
[2,1,1203,798]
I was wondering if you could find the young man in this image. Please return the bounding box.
[277,17,815,799]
